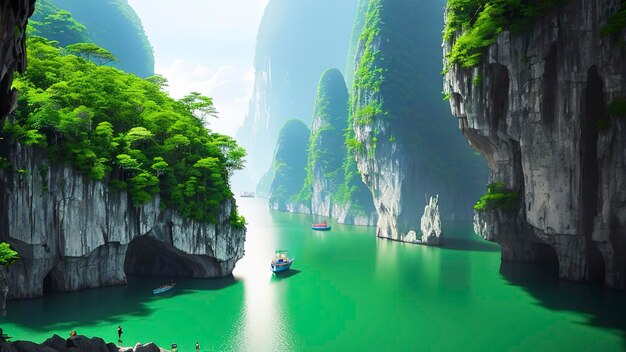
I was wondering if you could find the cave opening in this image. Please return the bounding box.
[124,235,212,278]
[581,65,605,282]
[531,242,559,263]
[42,268,60,295]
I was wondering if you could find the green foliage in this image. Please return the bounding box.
[296,69,349,203]
[65,42,119,65]
[474,182,519,211]
[0,242,19,267]
[601,3,626,41]
[596,119,612,130]
[179,92,219,125]
[0,157,11,170]
[354,0,385,93]
[269,120,310,204]
[5,37,246,223]
[473,73,483,86]
[29,0,90,46]
[608,98,626,117]
[229,207,247,230]
[444,0,567,68]
[42,0,155,77]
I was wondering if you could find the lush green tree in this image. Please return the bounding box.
[65,42,119,65]
[4,38,246,223]
[179,92,219,125]
[0,243,19,267]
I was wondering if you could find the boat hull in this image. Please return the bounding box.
[312,226,331,231]
[271,259,294,273]
[153,284,175,295]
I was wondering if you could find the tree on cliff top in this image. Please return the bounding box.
[0,243,18,267]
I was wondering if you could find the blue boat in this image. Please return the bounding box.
[271,249,294,273]
[312,222,332,231]
[153,282,176,295]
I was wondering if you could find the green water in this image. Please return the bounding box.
[2,198,626,351]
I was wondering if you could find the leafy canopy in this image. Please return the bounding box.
[5,37,246,223]
[0,243,19,267]
[444,0,567,68]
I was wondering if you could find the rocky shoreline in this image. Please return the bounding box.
[0,334,168,352]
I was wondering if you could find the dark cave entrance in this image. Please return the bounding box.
[42,268,61,295]
[531,242,559,263]
[581,65,605,282]
[124,235,208,277]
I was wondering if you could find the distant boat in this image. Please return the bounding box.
[153,282,176,295]
[271,249,294,273]
[312,222,332,231]
[240,192,255,198]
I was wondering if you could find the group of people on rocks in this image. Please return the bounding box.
[114,326,201,351]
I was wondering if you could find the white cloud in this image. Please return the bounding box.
[126,0,270,137]
[157,60,255,136]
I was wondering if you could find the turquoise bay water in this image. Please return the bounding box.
[2,198,626,351]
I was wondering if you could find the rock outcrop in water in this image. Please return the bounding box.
[444,0,626,288]
[276,69,377,226]
[421,195,443,245]
[234,0,357,190]
[351,0,488,242]
[0,144,245,299]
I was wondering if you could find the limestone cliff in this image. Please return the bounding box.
[234,0,357,190]
[44,0,155,77]
[268,120,310,211]
[0,0,36,125]
[0,143,245,299]
[444,0,626,288]
[351,0,488,242]
[288,68,377,226]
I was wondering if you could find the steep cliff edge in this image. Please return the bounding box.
[444,0,626,287]
[352,0,488,242]
[268,120,310,211]
[0,143,245,299]
[0,0,36,125]
[234,0,357,189]
[294,68,377,226]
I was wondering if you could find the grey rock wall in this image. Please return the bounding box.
[444,0,626,287]
[0,0,36,124]
[0,143,245,299]
[351,0,488,244]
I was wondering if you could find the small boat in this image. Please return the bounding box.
[240,192,255,198]
[153,282,176,295]
[312,222,332,231]
[271,249,294,273]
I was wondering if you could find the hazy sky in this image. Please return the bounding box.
[127,0,270,136]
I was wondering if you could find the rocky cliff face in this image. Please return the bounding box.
[444,0,626,288]
[46,0,155,77]
[301,68,377,226]
[234,0,357,190]
[0,143,245,299]
[352,0,488,242]
[268,120,310,211]
[0,0,36,125]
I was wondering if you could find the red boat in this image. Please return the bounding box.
[312,222,332,231]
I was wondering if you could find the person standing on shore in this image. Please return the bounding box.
[117,326,123,343]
